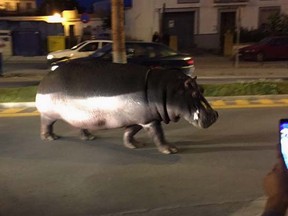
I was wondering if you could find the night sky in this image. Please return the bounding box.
[36,0,132,11]
[36,0,101,11]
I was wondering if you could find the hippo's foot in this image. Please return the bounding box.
[80,133,96,141]
[41,133,60,141]
[80,129,95,141]
[124,139,145,149]
[158,144,178,154]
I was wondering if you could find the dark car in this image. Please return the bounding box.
[238,36,288,62]
[51,41,195,76]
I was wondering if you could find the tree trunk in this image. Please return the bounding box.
[111,0,126,64]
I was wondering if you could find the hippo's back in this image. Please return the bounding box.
[37,59,149,97]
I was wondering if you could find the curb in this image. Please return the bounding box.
[0,102,35,108]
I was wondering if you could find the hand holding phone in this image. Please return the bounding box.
[279,119,288,169]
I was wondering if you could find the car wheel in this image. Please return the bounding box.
[256,52,265,62]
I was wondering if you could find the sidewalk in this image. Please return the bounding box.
[194,55,288,78]
[1,55,288,97]
[1,55,288,80]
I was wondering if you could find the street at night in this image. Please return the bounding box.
[0,107,285,216]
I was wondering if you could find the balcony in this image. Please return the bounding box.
[214,0,249,3]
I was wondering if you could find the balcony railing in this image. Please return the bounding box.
[178,0,200,3]
[214,0,249,3]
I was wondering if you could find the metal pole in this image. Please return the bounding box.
[111,0,127,64]
[235,7,241,68]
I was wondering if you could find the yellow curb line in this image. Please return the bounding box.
[0,113,39,117]
[214,104,288,109]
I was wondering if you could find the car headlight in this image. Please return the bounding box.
[47,54,54,60]
[51,65,59,71]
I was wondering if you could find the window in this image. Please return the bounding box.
[5,2,12,11]
[26,2,32,10]
[79,42,99,52]
[259,7,280,28]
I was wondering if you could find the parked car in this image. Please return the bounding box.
[47,39,112,64]
[238,36,288,62]
[51,41,195,76]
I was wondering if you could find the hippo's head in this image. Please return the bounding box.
[180,77,218,129]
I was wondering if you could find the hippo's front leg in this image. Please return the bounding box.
[143,121,178,154]
[123,125,144,149]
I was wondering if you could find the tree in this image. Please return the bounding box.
[268,13,288,35]
[111,0,126,63]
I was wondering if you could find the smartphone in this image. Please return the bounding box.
[279,119,288,169]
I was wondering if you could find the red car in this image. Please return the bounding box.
[238,36,288,62]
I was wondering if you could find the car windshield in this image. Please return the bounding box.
[127,43,178,58]
[90,42,178,58]
[257,37,273,45]
[90,44,112,57]
[71,42,86,50]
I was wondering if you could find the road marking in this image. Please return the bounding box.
[0,100,287,117]
[278,99,288,103]
[235,99,249,105]
[0,108,24,113]
[256,99,274,104]
[230,196,266,216]
[214,103,288,109]
[211,100,226,106]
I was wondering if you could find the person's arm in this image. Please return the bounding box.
[262,148,288,216]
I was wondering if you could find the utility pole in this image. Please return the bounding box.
[111,0,127,63]
[235,7,241,68]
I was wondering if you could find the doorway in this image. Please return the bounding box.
[219,11,236,53]
[162,11,195,52]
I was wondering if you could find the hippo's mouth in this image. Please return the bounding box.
[189,109,218,129]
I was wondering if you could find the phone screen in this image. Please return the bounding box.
[280,119,288,169]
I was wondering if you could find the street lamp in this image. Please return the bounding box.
[47,13,65,23]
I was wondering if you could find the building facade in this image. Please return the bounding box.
[124,0,288,52]
[0,0,36,15]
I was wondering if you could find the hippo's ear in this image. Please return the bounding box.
[184,78,193,90]
[184,77,198,90]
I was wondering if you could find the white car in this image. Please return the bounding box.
[47,39,112,64]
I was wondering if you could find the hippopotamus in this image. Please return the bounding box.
[35,59,218,154]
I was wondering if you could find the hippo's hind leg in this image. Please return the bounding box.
[80,129,95,141]
[143,121,178,154]
[40,114,60,141]
[123,125,143,149]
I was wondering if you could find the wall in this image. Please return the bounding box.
[125,0,157,41]
[124,0,288,51]
[0,0,36,12]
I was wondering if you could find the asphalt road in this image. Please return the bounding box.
[0,107,285,216]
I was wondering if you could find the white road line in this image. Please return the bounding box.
[230,197,266,216]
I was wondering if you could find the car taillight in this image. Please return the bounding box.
[186,58,194,65]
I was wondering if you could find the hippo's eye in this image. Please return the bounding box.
[191,90,199,98]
